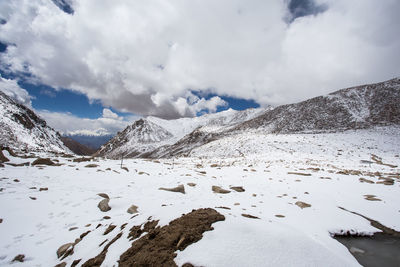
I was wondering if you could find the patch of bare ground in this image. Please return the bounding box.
[212,186,231,194]
[295,201,311,209]
[159,184,185,194]
[287,172,311,176]
[371,154,398,168]
[364,195,381,201]
[241,214,260,219]
[118,208,225,266]
[73,157,92,163]
[376,177,395,185]
[359,178,374,184]
[81,232,123,267]
[31,158,56,166]
[230,186,245,192]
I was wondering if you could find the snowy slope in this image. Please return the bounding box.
[0,127,399,266]
[0,91,70,153]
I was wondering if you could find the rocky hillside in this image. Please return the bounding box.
[236,77,400,133]
[0,91,70,153]
[60,136,96,156]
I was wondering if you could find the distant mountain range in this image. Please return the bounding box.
[97,77,400,159]
[1,78,399,157]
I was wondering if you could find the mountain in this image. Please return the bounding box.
[60,136,96,156]
[149,78,400,158]
[0,90,70,153]
[236,77,400,133]
[96,108,264,159]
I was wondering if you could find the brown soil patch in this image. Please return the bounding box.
[364,195,381,201]
[376,178,394,185]
[212,186,231,194]
[104,225,116,235]
[288,172,311,176]
[32,158,55,166]
[82,232,123,267]
[241,213,260,219]
[295,201,311,209]
[73,157,92,162]
[119,208,225,267]
[85,164,99,168]
[159,184,185,194]
[359,178,374,184]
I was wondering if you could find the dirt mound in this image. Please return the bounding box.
[118,208,225,266]
[31,158,55,166]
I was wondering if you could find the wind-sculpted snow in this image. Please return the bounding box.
[0,91,70,153]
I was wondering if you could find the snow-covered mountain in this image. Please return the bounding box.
[149,77,400,158]
[237,77,400,133]
[96,108,264,159]
[0,91,70,153]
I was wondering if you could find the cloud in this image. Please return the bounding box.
[0,0,399,118]
[0,76,32,106]
[38,108,139,136]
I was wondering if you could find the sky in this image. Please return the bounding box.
[0,0,399,136]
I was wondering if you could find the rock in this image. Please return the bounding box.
[287,172,311,176]
[97,193,110,199]
[127,205,139,214]
[31,158,55,166]
[29,196,37,200]
[376,178,394,185]
[159,184,185,194]
[230,186,245,192]
[57,243,74,258]
[103,224,116,235]
[12,254,25,262]
[103,216,111,220]
[212,186,231,194]
[39,187,48,191]
[364,194,381,201]
[54,262,67,267]
[13,179,20,182]
[295,201,311,209]
[0,150,10,163]
[187,183,196,187]
[275,214,285,218]
[0,218,2,223]
[85,164,99,168]
[69,227,78,231]
[121,167,129,172]
[98,199,111,212]
[241,214,260,219]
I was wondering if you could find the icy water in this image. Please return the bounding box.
[334,233,400,267]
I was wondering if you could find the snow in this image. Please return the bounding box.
[0,127,399,266]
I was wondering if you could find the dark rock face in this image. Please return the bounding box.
[118,208,225,266]
[60,137,96,156]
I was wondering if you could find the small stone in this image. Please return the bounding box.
[39,187,48,191]
[159,184,185,194]
[54,262,67,267]
[103,216,111,220]
[230,186,245,192]
[241,214,260,219]
[275,214,285,218]
[69,227,78,231]
[85,164,99,168]
[295,201,311,209]
[12,254,25,262]
[212,186,231,194]
[98,198,111,212]
[187,183,196,187]
[29,196,37,200]
[127,205,139,214]
[13,179,20,182]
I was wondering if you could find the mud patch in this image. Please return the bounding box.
[119,208,225,266]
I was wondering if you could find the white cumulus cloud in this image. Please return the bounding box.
[0,0,399,118]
